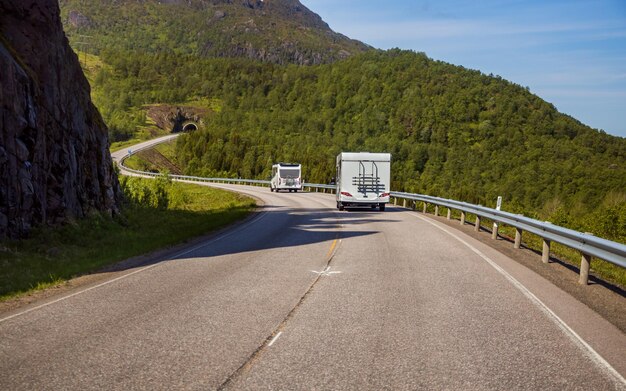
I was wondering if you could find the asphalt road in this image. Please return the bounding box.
[1,140,624,390]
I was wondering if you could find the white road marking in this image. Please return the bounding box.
[311,266,342,276]
[0,210,269,324]
[268,331,283,347]
[0,264,160,324]
[412,213,626,388]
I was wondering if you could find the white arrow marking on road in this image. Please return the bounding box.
[311,266,342,276]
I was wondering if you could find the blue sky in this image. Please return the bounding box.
[300,0,626,138]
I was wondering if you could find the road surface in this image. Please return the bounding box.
[1,138,624,390]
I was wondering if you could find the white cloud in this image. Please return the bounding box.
[338,18,626,44]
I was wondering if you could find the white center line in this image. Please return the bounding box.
[268,331,283,347]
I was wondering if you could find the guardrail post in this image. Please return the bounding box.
[475,215,481,232]
[514,228,522,249]
[579,253,592,285]
[460,211,466,225]
[434,205,439,216]
[447,209,451,220]
[403,199,407,208]
[422,202,427,213]
[412,201,417,210]
[542,239,551,263]
[492,196,502,240]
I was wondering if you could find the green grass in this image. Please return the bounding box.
[123,152,152,171]
[0,180,255,300]
[75,50,109,83]
[121,141,179,173]
[183,97,222,112]
[154,140,177,161]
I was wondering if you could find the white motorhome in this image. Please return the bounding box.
[336,152,391,211]
[270,163,302,192]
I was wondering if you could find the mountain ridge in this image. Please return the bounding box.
[60,0,370,65]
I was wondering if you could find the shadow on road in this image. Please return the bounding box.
[104,204,401,271]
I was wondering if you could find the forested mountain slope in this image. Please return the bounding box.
[59,2,625,243]
[172,51,625,222]
[59,0,369,65]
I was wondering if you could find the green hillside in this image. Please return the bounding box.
[59,1,626,245]
[60,0,369,65]
[172,50,626,240]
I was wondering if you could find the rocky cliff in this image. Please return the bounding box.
[0,0,120,238]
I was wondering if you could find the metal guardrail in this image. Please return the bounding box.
[390,191,626,284]
[118,155,625,285]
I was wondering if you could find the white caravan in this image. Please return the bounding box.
[270,163,302,192]
[336,152,391,211]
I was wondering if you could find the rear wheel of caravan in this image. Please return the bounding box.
[379,203,386,211]
[338,202,344,211]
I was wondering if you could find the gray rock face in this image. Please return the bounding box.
[0,0,120,238]
[67,10,92,28]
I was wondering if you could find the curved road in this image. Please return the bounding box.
[1,138,625,390]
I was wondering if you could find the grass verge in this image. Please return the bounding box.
[123,141,180,173]
[0,179,255,300]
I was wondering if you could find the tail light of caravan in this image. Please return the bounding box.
[340,192,353,197]
[380,192,390,198]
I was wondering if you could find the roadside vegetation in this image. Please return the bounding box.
[98,46,625,287]
[123,140,182,174]
[0,176,255,300]
[59,1,624,287]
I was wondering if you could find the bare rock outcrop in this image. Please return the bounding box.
[0,0,120,238]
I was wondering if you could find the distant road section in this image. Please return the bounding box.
[1,139,624,390]
[110,134,180,173]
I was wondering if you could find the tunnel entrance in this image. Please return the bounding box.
[181,122,198,132]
